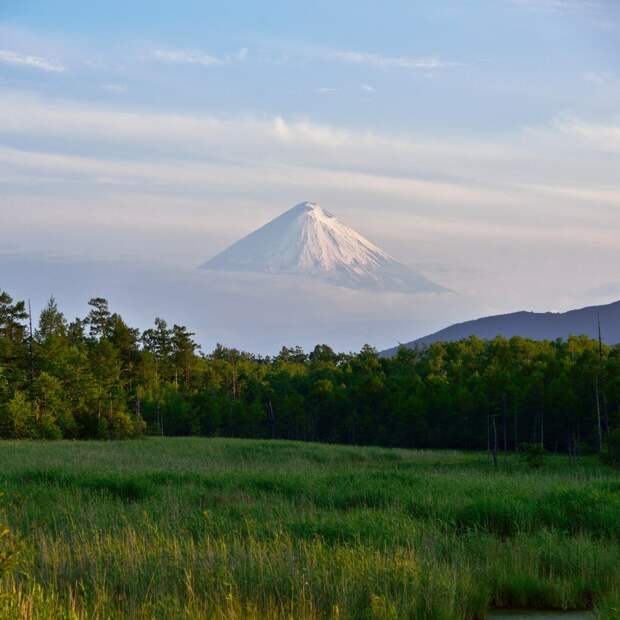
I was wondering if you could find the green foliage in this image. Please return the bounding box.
[520,442,547,468]
[33,372,71,438]
[602,428,620,468]
[536,485,620,538]
[0,526,20,581]
[0,494,20,580]
[0,439,618,618]
[6,391,38,439]
[1,390,62,440]
[2,288,620,454]
[0,292,148,440]
[14,469,154,501]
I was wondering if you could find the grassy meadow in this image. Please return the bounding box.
[0,438,618,619]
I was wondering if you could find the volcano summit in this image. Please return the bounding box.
[201,202,446,294]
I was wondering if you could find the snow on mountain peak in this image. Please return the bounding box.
[293,201,320,211]
[201,202,447,294]
[289,201,335,220]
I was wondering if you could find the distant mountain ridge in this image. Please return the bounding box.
[201,202,447,294]
[381,299,620,356]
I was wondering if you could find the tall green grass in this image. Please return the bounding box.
[0,438,618,618]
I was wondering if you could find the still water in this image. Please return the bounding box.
[489,612,593,620]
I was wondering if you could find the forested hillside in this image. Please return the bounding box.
[0,290,618,452]
[381,300,620,355]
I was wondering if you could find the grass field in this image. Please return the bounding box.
[0,438,619,619]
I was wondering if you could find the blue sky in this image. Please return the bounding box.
[1,0,619,351]
[2,0,618,130]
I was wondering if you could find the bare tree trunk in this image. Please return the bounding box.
[595,376,603,452]
[492,414,498,468]
[27,299,35,401]
[267,399,276,439]
[575,422,581,458]
[513,404,518,452]
[231,363,237,400]
[603,391,610,435]
[487,413,491,455]
[597,313,608,440]
[502,393,508,453]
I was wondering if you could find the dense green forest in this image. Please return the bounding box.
[0,290,618,452]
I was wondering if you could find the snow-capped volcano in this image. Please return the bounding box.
[201,202,446,294]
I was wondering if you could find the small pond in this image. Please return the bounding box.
[488,612,593,620]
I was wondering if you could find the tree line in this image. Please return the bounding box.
[0,290,618,453]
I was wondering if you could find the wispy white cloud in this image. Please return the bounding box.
[1,91,620,322]
[0,91,617,221]
[315,87,337,94]
[548,114,620,152]
[6,141,618,250]
[152,47,248,67]
[583,71,620,93]
[509,0,619,29]
[583,71,616,84]
[510,0,600,13]
[331,50,462,70]
[361,84,376,93]
[0,49,66,72]
[102,84,127,94]
[153,48,224,66]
